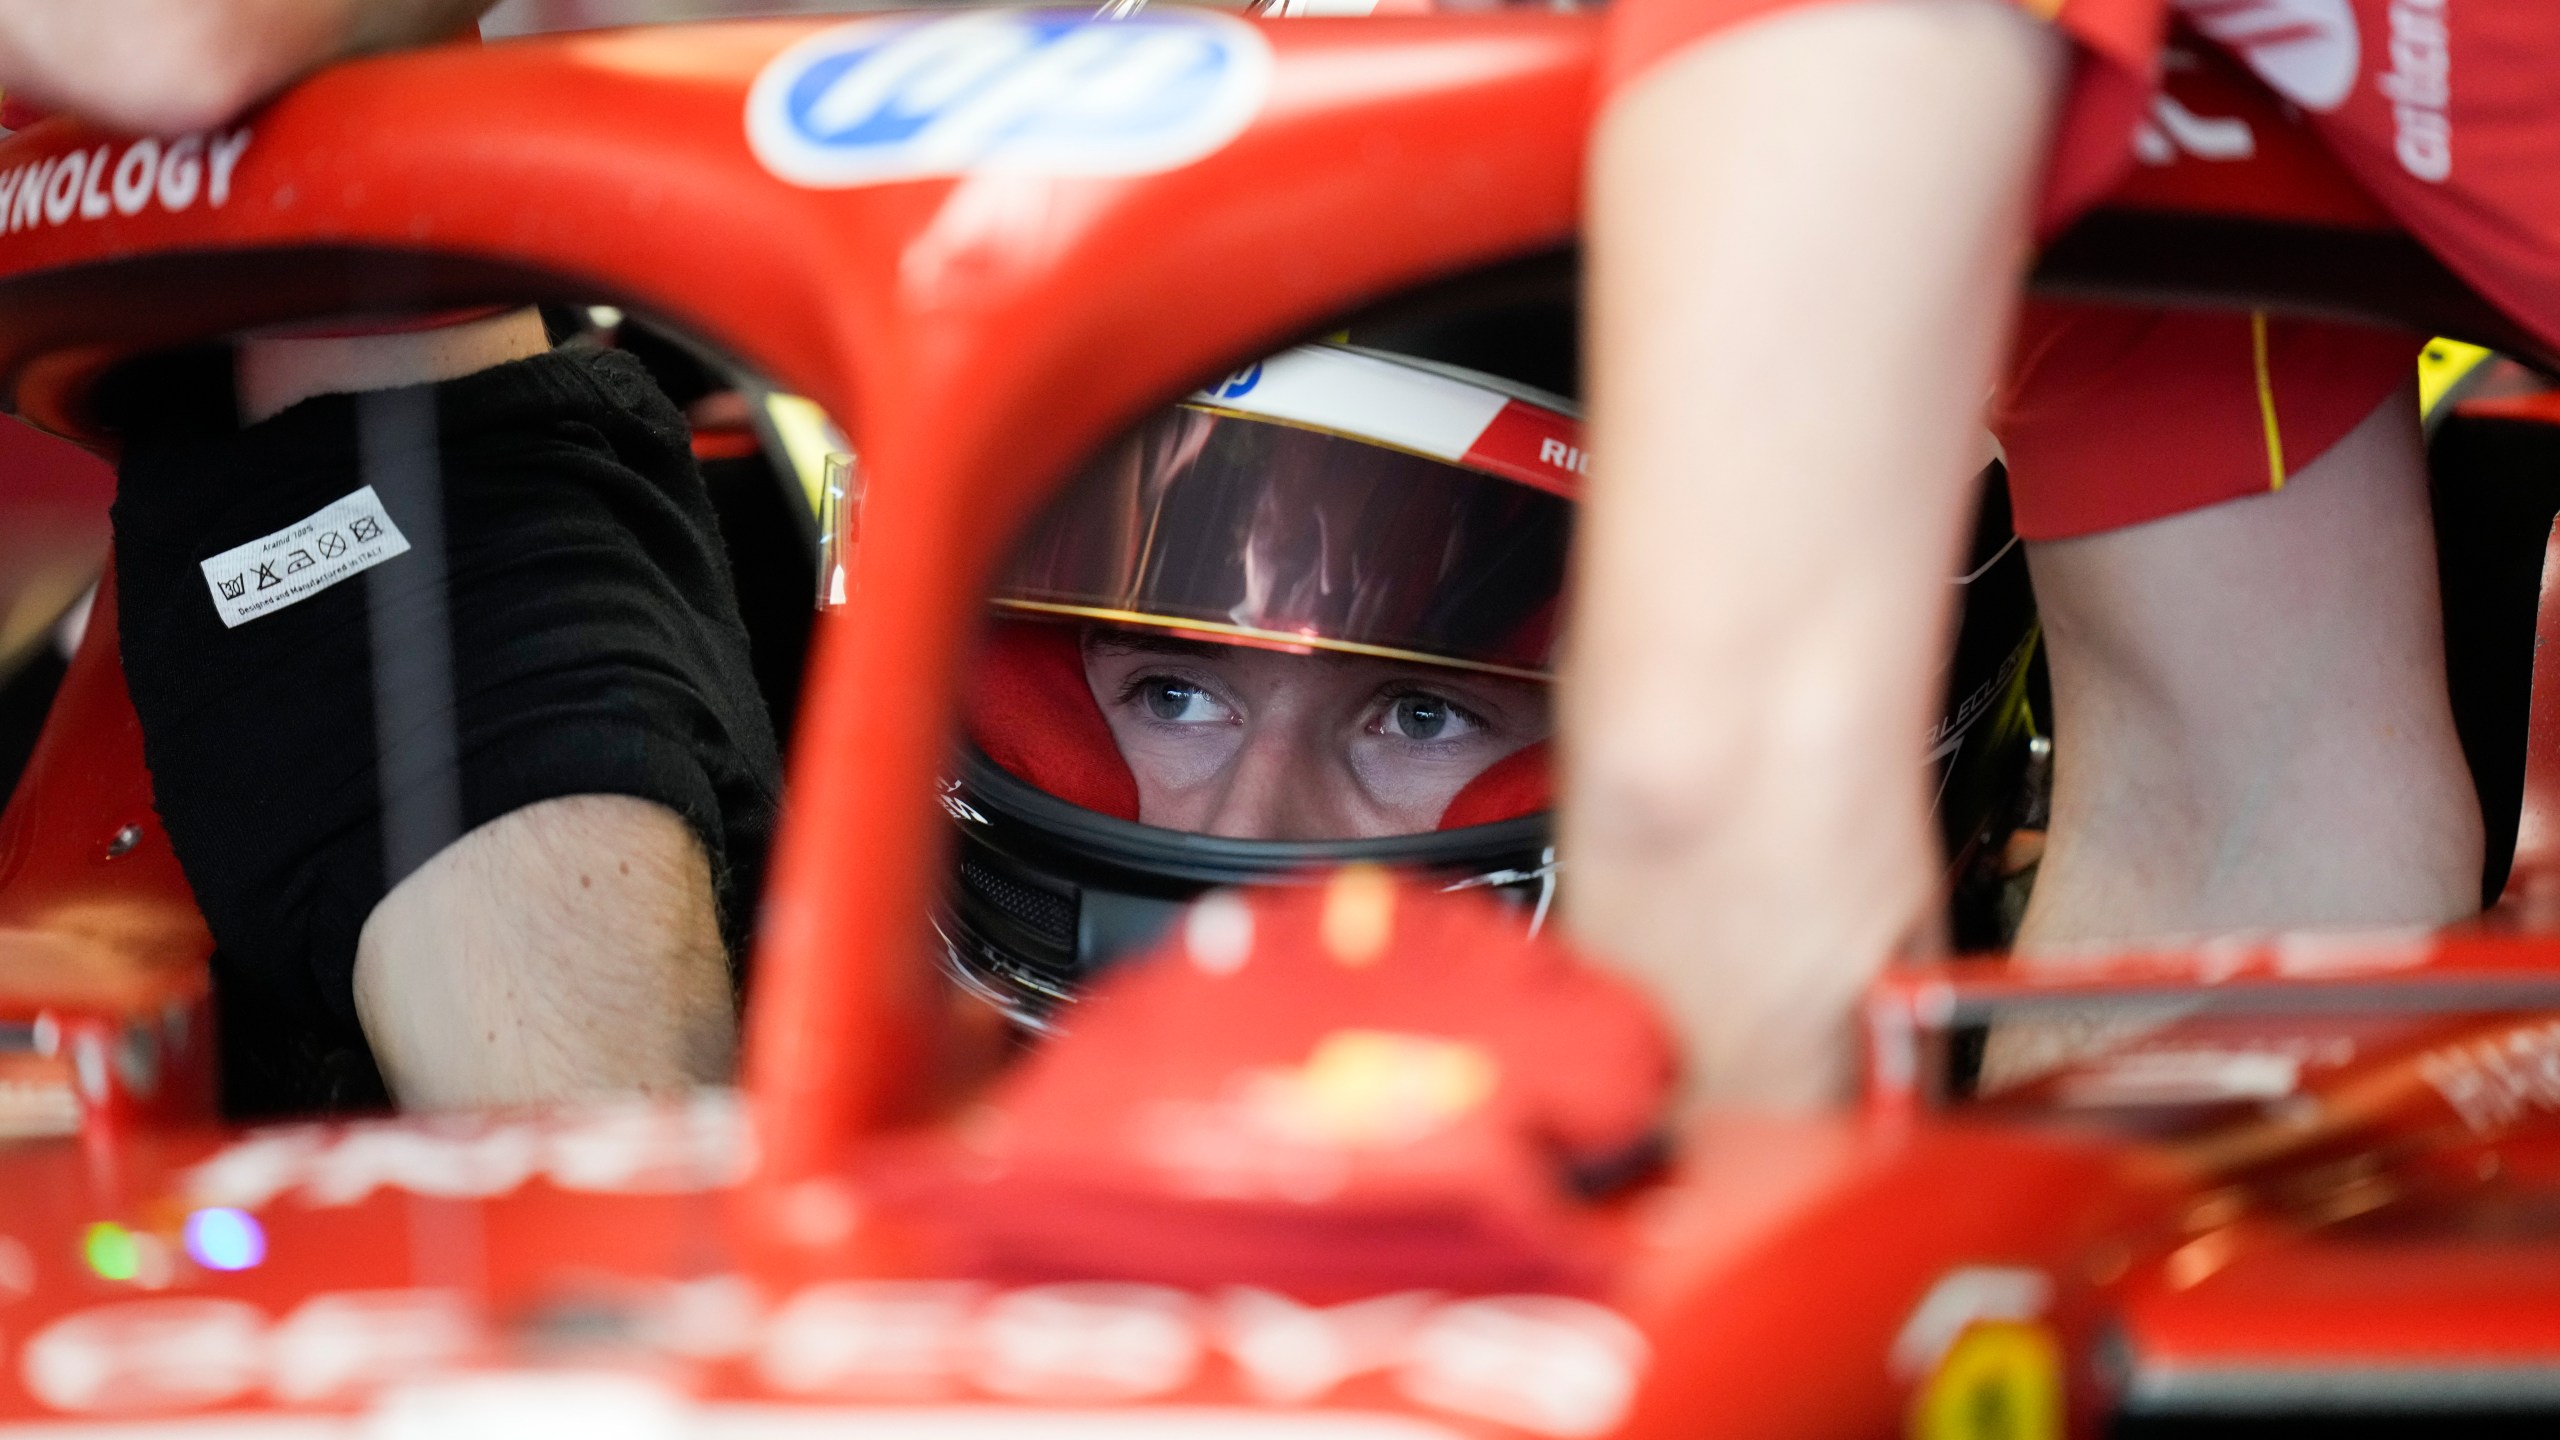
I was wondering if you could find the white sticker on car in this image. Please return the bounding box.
[2171,0,2359,113]
[745,9,1271,188]
[198,485,410,629]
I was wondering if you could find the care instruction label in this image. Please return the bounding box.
[198,485,410,629]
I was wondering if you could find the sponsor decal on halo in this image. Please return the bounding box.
[1202,362,1263,401]
[0,128,252,235]
[745,9,1271,188]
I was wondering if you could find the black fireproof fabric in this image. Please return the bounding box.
[110,346,782,1115]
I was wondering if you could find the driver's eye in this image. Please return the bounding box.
[1386,693,1459,741]
[1141,679,1216,723]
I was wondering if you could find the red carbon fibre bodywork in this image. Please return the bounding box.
[0,11,2547,1436]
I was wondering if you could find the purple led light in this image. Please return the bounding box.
[181,1208,264,1271]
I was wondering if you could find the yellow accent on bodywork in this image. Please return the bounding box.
[2250,311,2286,491]
[2420,338,2494,421]
[763,392,846,518]
[1912,1321,2063,1440]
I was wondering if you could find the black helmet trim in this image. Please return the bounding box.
[953,744,1550,889]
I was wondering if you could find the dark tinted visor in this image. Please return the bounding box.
[994,405,1572,680]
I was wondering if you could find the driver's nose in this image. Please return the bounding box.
[1196,720,1356,840]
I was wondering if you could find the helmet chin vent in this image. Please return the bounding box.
[941,746,1559,1026]
[960,853,1078,951]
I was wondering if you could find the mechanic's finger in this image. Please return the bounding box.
[0,0,488,135]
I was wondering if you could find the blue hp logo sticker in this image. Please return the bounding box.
[1202,363,1262,400]
[746,10,1273,187]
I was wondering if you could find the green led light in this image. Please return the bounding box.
[83,1222,139,1282]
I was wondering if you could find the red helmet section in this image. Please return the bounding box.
[964,620,1143,823]
[1437,738,1551,830]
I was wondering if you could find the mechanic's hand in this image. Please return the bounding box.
[0,0,493,135]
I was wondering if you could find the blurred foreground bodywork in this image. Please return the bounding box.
[0,11,2549,1438]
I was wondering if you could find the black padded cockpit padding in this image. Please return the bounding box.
[2432,411,2560,903]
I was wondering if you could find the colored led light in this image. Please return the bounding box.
[82,1222,138,1282]
[182,1208,265,1272]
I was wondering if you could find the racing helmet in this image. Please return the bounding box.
[924,339,2045,1029]
[942,342,1574,1027]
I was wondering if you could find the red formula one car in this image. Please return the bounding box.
[0,10,2552,1438]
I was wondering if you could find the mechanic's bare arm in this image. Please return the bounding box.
[245,313,741,1107]
[0,0,492,135]
[239,305,550,424]
[1566,0,2062,1108]
[356,796,737,1109]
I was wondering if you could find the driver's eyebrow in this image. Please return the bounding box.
[1086,633,1239,660]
